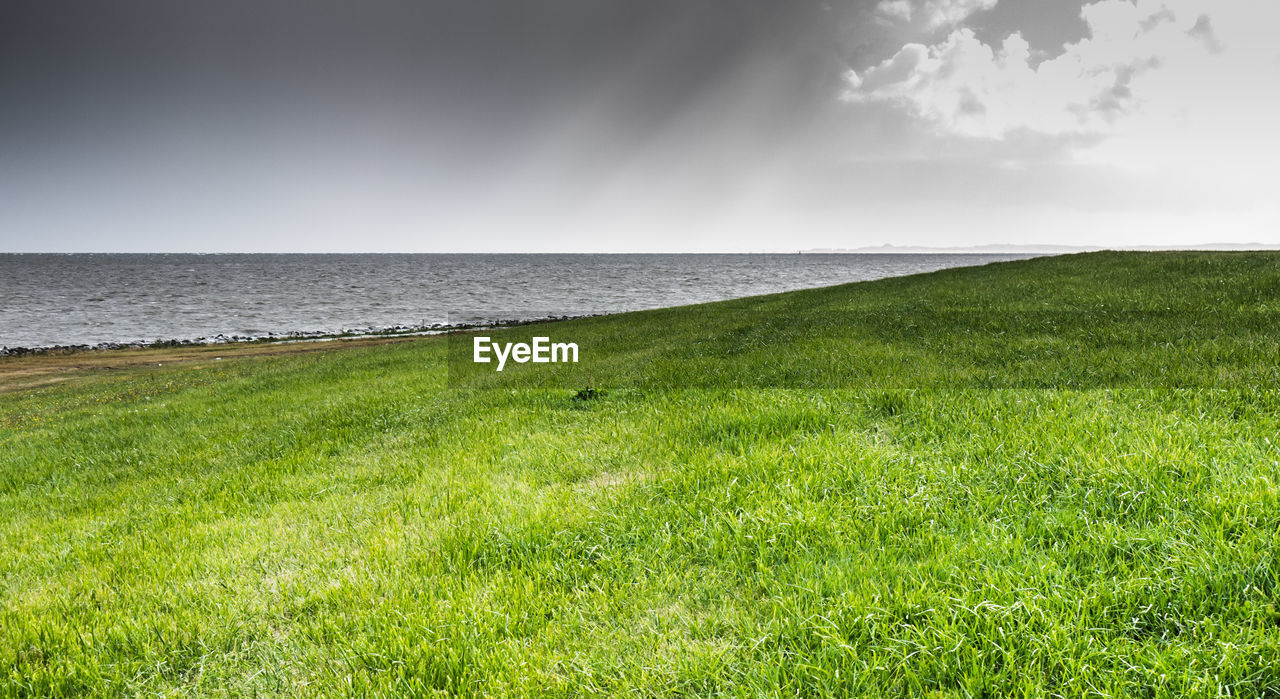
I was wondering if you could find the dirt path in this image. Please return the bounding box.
[0,335,427,393]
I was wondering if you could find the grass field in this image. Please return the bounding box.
[3,251,1279,696]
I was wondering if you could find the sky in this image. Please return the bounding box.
[1,0,1277,252]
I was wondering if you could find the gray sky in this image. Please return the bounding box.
[1,0,1276,252]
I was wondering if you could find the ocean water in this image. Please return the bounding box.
[0,253,1031,348]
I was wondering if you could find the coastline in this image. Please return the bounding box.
[0,314,596,393]
[0,313,596,358]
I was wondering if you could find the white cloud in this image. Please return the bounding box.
[875,0,998,29]
[875,0,914,24]
[847,0,1278,141]
[845,0,1280,243]
[921,0,999,29]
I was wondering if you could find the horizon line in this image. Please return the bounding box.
[3,244,1280,255]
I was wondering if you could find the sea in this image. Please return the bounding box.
[0,253,1032,349]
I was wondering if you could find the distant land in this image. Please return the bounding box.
[801,243,1280,254]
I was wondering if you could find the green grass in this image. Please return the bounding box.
[2,251,1279,696]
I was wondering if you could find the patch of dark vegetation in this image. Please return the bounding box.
[571,387,605,408]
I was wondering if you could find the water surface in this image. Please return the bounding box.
[0,253,1032,348]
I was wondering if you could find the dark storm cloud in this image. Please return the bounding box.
[0,1,848,151]
[0,0,866,250]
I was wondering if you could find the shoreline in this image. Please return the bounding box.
[0,314,599,392]
[0,313,597,358]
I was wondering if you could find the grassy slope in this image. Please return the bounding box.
[2,251,1279,696]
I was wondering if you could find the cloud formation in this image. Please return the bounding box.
[846,0,1274,141]
[844,0,1280,245]
[1186,14,1224,54]
[875,0,998,29]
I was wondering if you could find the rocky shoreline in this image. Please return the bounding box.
[0,314,596,357]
